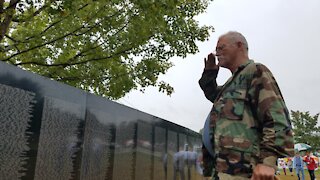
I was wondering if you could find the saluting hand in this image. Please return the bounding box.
[204,53,219,70]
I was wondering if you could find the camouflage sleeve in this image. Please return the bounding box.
[198,69,221,103]
[248,64,294,169]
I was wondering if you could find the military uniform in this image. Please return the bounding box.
[199,60,294,179]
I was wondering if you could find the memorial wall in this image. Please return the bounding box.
[0,61,203,180]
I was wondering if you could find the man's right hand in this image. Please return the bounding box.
[204,53,219,70]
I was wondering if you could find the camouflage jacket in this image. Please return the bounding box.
[199,60,294,178]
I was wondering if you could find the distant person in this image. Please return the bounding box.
[287,158,294,176]
[279,160,287,175]
[317,149,320,167]
[304,150,317,180]
[293,151,305,180]
[198,31,294,179]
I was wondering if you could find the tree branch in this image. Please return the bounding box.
[2,8,134,62]
[17,3,90,42]
[0,0,4,14]
[14,46,133,67]
[0,0,19,42]
[1,24,86,61]
[12,3,49,22]
[12,1,87,23]
[57,76,82,82]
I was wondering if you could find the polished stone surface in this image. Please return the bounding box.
[0,61,202,180]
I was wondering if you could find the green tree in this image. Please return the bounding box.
[0,0,213,99]
[291,110,320,149]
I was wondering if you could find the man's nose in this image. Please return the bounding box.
[215,51,221,57]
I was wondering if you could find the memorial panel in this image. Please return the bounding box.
[186,136,202,180]
[135,121,153,180]
[112,121,136,180]
[167,130,178,180]
[179,133,188,151]
[34,97,83,180]
[153,127,167,180]
[0,84,36,180]
[80,109,115,180]
[0,61,202,180]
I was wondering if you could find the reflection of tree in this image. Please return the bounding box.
[112,120,137,180]
[136,120,153,152]
[34,98,82,180]
[80,110,116,180]
[179,134,187,152]
[154,126,167,180]
[0,60,206,180]
[117,121,137,149]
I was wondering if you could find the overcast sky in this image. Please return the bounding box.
[117,0,320,132]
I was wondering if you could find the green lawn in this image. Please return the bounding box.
[276,169,320,180]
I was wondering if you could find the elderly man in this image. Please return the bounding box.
[199,31,294,179]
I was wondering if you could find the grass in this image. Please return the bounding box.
[276,169,320,180]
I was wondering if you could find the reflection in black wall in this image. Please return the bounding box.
[80,109,115,180]
[179,134,187,152]
[135,121,153,180]
[154,127,166,180]
[34,97,83,180]
[167,130,178,179]
[0,61,202,180]
[0,84,35,179]
[112,121,137,180]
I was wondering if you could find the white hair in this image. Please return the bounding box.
[221,31,249,51]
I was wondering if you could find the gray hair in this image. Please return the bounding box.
[221,31,249,51]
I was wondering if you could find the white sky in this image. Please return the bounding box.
[117,0,320,132]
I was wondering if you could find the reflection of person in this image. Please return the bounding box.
[162,153,168,179]
[173,150,186,180]
[304,150,317,180]
[173,147,199,180]
[293,151,305,180]
[198,31,294,179]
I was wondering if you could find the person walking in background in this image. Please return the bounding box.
[293,151,305,180]
[316,149,320,167]
[304,150,317,180]
[198,31,294,179]
[279,160,287,175]
[287,157,294,176]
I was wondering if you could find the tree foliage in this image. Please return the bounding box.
[291,110,320,149]
[0,0,213,99]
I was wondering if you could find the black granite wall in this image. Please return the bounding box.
[0,61,203,180]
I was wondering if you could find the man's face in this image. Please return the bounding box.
[215,36,238,69]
